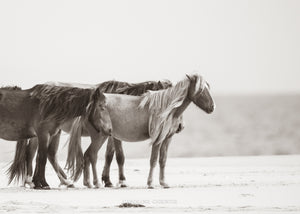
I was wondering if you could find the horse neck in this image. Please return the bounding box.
[173,96,191,118]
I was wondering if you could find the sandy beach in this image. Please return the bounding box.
[0,155,299,213]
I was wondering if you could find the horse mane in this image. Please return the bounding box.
[138,77,191,145]
[30,84,95,124]
[97,80,172,96]
[0,86,22,90]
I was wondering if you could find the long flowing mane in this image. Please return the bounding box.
[30,84,95,124]
[97,80,172,96]
[138,77,191,145]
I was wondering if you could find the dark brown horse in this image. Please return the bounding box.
[1,84,112,189]
[9,80,172,188]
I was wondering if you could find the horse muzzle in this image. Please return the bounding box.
[206,103,216,114]
[104,128,112,136]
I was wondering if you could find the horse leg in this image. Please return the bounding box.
[83,148,92,188]
[147,143,161,189]
[101,137,115,187]
[47,130,74,188]
[24,138,38,188]
[33,131,50,189]
[114,138,127,187]
[159,137,172,188]
[84,134,107,188]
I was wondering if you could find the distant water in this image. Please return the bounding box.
[1,95,300,161]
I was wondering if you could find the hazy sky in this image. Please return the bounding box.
[0,0,299,94]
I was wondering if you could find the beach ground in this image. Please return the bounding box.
[0,155,300,213]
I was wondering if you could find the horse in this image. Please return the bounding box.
[0,84,112,189]
[66,73,215,188]
[8,80,173,188]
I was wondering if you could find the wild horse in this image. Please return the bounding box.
[67,74,215,188]
[1,84,112,189]
[9,80,172,188]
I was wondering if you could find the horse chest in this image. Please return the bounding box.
[110,114,150,142]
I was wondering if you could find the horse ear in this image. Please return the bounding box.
[186,74,192,80]
[157,81,163,88]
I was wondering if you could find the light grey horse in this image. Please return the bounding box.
[67,73,215,188]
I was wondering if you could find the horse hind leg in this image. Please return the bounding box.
[24,138,38,188]
[101,137,115,187]
[114,138,127,188]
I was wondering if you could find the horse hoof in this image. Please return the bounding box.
[117,180,127,188]
[84,183,93,188]
[34,186,42,190]
[67,184,75,188]
[104,183,114,188]
[25,182,35,189]
[94,184,101,189]
[120,184,128,188]
[34,185,50,190]
[42,185,51,190]
[147,186,154,189]
[160,183,170,188]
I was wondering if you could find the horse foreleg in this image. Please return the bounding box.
[159,137,172,188]
[85,134,107,188]
[101,137,115,187]
[47,130,74,188]
[33,131,50,189]
[147,143,161,189]
[114,138,127,187]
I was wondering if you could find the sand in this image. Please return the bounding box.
[0,155,300,213]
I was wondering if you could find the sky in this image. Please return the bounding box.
[0,0,299,94]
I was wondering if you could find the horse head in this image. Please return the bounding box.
[87,88,112,135]
[186,74,216,114]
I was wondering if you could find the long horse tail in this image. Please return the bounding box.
[65,116,84,181]
[7,139,28,185]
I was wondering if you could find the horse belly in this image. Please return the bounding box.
[0,120,36,141]
[111,116,149,142]
[107,95,150,142]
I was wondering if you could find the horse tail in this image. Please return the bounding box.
[7,139,28,185]
[66,116,84,181]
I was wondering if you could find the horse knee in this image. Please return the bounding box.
[116,154,124,165]
[150,159,158,168]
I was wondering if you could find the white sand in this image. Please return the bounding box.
[0,155,300,213]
